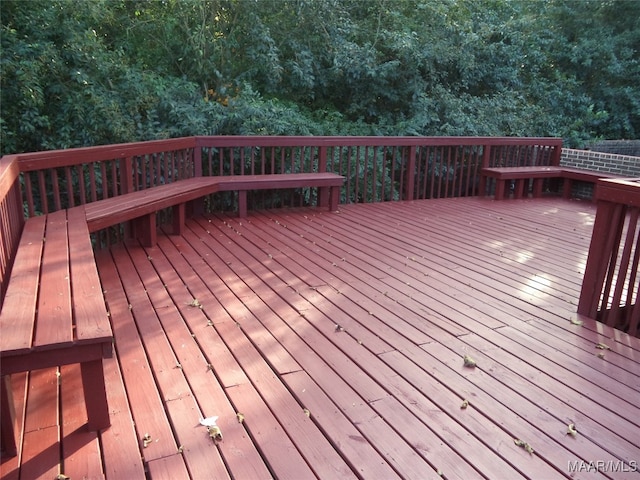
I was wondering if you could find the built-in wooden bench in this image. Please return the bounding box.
[481,166,622,200]
[0,172,343,456]
[0,208,113,457]
[83,172,345,247]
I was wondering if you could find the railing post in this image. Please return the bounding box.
[193,146,202,178]
[478,144,491,196]
[317,145,329,207]
[318,146,328,173]
[121,157,134,194]
[482,144,491,168]
[405,145,416,201]
[551,145,562,166]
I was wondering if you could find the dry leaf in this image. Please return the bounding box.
[596,343,610,350]
[143,433,152,448]
[303,408,311,417]
[236,412,245,423]
[567,423,577,437]
[187,298,202,308]
[597,351,605,359]
[570,317,583,326]
[463,355,477,368]
[208,425,223,441]
[56,475,70,480]
[460,399,469,409]
[514,438,534,454]
[335,324,344,332]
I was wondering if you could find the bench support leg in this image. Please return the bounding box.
[1,375,17,457]
[172,203,186,235]
[514,179,525,199]
[81,359,111,431]
[494,180,506,200]
[532,178,544,198]
[237,191,248,218]
[135,214,157,247]
[328,186,339,212]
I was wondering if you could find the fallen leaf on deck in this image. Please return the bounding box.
[514,438,534,454]
[200,416,223,441]
[567,423,578,437]
[595,343,610,350]
[335,324,344,332]
[460,399,469,409]
[187,298,202,308]
[303,408,311,417]
[597,352,605,359]
[208,425,223,441]
[463,355,477,368]
[569,317,583,326]
[236,412,245,423]
[143,433,152,448]
[56,475,70,480]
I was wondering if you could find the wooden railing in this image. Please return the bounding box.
[0,135,561,297]
[195,136,560,205]
[578,178,640,336]
[0,156,24,301]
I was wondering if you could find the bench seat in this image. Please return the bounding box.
[1,208,113,456]
[84,172,344,247]
[481,166,622,200]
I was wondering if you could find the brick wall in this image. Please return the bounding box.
[560,148,640,199]
[561,148,640,176]
[586,140,640,157]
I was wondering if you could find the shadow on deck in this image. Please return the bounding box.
[3,197,640,479]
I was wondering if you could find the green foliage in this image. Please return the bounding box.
[1,0,639,155]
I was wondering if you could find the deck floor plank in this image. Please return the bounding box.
[59,364,103,479]
[99,347,147,479]
[185,217,531,479]
[7,197,640,479]
[0,373,26,480]
[160,226,362,479]
[172,222,447,478]
[97,249,182,463]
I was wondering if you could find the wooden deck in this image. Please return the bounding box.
[2,197,640,479]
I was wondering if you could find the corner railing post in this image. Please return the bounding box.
[578,177,640,336]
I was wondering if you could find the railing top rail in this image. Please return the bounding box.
[2,135,563,173]
[596,177,640,207]
[11,137,198,172]
[194,135,563,148]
